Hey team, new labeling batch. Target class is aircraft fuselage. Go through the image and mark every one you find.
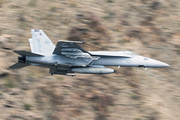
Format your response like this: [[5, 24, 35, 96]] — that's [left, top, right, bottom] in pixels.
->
[[25, 52, 169, 68]]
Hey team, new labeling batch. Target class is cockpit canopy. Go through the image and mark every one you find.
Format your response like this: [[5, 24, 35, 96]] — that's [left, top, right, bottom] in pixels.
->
[[118, 51, 139, 56]]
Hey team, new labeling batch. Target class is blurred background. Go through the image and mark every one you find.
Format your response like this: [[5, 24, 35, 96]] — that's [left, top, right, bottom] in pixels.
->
[[0, 0, 180, 120]]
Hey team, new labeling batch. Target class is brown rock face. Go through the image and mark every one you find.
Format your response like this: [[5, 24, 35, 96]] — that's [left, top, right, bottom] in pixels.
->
[[170, 33, 180, 46], [0, 0, 179, 120]]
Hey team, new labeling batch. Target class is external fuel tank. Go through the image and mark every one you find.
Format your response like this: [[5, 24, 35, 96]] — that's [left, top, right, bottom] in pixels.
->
[[71, 67, 115, 74]]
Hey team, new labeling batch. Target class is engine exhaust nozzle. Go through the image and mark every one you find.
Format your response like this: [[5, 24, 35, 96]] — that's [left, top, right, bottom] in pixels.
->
[[18, 55, 26, 63]]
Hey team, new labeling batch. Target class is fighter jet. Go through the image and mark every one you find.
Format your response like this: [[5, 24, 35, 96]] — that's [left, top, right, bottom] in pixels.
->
[[9, 29, 169, 76]]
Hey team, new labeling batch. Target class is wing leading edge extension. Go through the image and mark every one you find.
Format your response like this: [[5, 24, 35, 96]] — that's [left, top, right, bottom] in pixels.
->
[[89, 51, 132, 58]]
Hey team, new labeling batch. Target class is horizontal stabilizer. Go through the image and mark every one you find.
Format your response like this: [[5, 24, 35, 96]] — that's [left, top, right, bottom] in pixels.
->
[[9, 62, 30, 69], [13, 50, 43, 56]]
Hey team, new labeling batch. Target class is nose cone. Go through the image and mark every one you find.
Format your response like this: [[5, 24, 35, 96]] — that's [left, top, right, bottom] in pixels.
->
[[155, 61, 170, 68]]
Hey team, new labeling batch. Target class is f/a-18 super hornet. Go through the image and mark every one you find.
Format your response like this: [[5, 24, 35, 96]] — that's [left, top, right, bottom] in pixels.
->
[[9, 29, 169, 76]]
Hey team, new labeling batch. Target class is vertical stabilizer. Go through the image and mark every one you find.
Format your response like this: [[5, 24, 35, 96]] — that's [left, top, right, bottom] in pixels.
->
[[29, 29, 55, 54]]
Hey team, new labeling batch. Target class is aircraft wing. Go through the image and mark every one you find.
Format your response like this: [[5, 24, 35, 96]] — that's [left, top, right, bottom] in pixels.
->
[[53, 40, 89, 55]]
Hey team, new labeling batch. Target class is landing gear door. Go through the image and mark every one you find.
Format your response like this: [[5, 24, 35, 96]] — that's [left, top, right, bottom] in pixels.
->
[[138, 58, 146, 67]]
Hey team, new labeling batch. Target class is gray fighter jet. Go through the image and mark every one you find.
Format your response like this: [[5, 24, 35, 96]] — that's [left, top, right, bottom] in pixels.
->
[[9, 29, 169, 76]]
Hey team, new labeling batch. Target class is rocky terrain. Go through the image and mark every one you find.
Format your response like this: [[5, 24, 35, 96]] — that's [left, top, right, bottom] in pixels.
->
[[0, 0, 180, 120]]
